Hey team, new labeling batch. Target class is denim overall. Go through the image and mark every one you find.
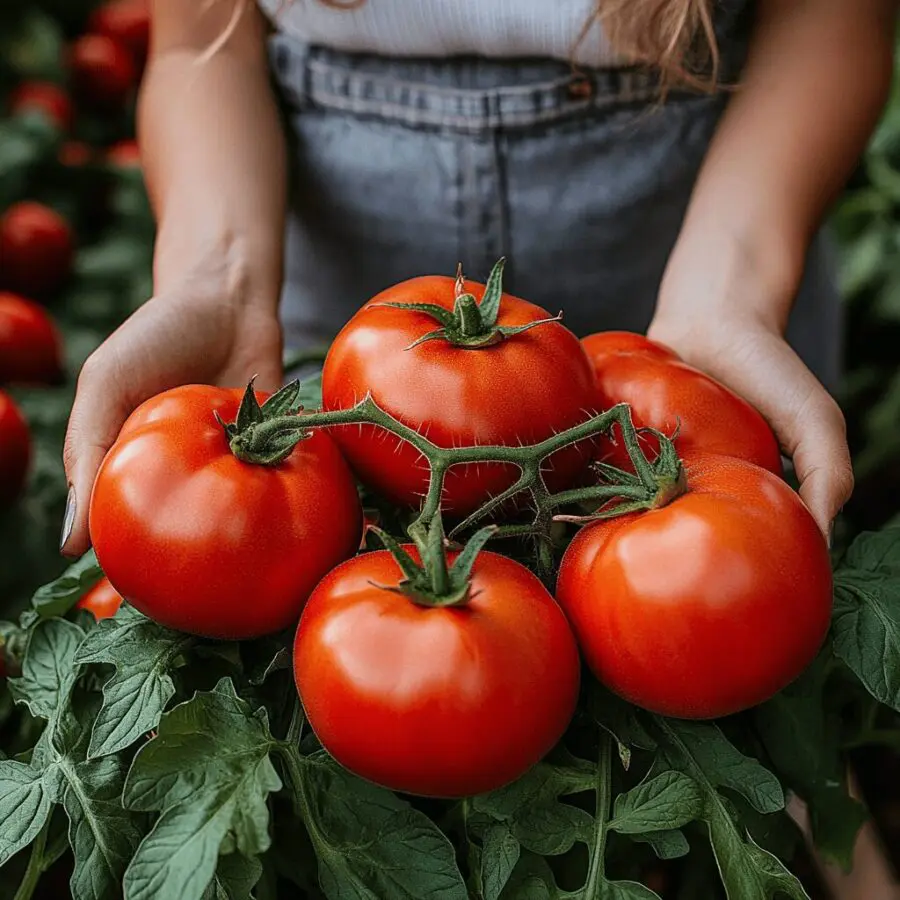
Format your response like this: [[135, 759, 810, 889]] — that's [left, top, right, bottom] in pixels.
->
[[268, 3, 841, 389]]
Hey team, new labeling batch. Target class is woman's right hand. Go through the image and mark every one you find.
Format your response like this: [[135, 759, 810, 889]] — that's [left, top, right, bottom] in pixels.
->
[[60, 269, 283, 558]]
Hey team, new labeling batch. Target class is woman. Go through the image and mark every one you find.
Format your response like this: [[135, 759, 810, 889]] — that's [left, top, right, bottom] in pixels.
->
[[60, 3, 897, 890]]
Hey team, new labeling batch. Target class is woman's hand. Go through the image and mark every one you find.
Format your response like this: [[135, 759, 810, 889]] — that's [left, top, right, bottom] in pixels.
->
[[648, 304, 852, 542], [60, 258, 283, 558]]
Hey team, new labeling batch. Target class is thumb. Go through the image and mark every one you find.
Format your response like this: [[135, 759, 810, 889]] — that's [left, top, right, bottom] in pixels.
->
[[61, 350, 134, 558]]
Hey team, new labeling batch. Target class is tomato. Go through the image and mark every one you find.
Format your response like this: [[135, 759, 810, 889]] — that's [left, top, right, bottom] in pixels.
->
[[556, 454, 832, 718], [322, 267, 596, 516], [89, 0, 150, 74], [89, 385, 363, 639], [294, 546, 580, 797], [0, 202, 74, 298], [106, 139, 141, 168], [9, 82, 72, 131], [0, 292, 63, 385], [69, 35, 136, 111], [582, 331, 782, 474], [0, 390, 30, 506], [582, 331, 679, 363], [76, 577, 124, 620]]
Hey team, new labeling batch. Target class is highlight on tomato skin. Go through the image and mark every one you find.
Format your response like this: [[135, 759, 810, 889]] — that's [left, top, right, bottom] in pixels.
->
[[581, 331, 783, 476], [555, 453, 832, 720], [294, 546, 581, 798], [76, 576, 125, 620]]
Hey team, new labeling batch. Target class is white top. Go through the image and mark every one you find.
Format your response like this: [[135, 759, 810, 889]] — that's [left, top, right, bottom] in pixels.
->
[[258, 0, 618, 66]]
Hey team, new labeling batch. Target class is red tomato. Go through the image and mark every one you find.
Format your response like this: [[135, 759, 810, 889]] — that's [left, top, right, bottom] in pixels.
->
[[295, 547, 580, 796], [9, 82, 72, 131], [88, 0, 150, 74], [89, 385, 363, 639], [106, 139, 141, 168], [76, 577, 124, 620], [581, 331, 680, 363], [556, 455, 832, 718], [0, 292, 63, 385], [0, 390, 30, 506], [69, 35, 136, 111], [0, 202, 74, 298], [582, 332, 782, 474], [322, 273, 597, 516]]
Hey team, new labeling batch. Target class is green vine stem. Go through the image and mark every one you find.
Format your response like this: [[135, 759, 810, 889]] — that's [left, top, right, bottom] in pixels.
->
[[13, 818, 48, 900], [584, 732, 614, 898], [222, 386, 686, 554]]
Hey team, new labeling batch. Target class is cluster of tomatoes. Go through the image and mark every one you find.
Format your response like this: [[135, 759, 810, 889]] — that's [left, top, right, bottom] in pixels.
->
[[0, 0, 148, 510], [84, 265, 833, 799]]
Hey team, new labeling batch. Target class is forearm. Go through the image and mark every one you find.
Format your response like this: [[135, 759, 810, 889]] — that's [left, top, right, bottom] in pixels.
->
[[658, 0, 895, 331], [140, 0, 286, 306]]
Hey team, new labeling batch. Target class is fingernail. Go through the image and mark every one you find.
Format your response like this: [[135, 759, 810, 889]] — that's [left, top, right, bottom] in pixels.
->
[[60, 485, 76, 552]]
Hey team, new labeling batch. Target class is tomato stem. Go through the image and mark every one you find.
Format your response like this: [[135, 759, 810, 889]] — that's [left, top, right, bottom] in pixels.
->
[[584, 732, 613, 898], [224, 381, 686, 554], [12, 818, 48, 900]]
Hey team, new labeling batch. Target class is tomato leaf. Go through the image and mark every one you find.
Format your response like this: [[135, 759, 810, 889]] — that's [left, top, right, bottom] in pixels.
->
[[201, 853, 264, 900], [296, 752, 468, 900], [627, 829, 690, 860], [74, 604, 192, 759], [833, 527, 900, 710], [123, 679, 281, 900], [475, 761, 595, 856], [755, 655, 867, 870], [481, 824, 520, 900], [9, 617, 84, 721], [648, 718, 807, 900], [609, 771, 703, 835], [0, 760, 54, 866], [28, 550, 102, 620]]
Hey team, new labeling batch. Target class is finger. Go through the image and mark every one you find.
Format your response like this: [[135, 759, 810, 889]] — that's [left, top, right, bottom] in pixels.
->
[[790, 391, 853, 538], [61, 346, 135, 557]]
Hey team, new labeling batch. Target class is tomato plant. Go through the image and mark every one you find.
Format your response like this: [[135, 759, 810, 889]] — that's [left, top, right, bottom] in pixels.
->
[[75, 575, 123, 620], [556, 453, 832, 718], [583, 329, 784, 474], [0, 292, 63, 385], [295, 519, 580, 797], [106, 138, 140, 168], [69, 34, 136, 111], [90, 383, 363, 639], [8, 81, 72, 131], [0, 389, 30, 506], [0, 202, 74, 298], [322, 260, 596, 516]]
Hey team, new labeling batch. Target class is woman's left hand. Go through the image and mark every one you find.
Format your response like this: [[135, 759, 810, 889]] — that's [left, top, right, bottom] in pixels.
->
[[647, 310, 853, 542]]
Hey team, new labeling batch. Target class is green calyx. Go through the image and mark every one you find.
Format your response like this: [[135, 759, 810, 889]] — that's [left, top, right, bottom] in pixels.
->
[[218, 378, 310, 466], [370, 513, 497, 608], [379, 258, 562, 349]]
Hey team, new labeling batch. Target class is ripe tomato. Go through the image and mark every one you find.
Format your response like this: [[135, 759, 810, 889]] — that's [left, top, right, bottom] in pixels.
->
[[0, 292, 63, 385], [89, 0, 150, 74], [582, 331, 679, 363], [0, 390, 30, 506], [556, 455, 832, 718], [9, 82, 72, 131], [90, 385, 363, 639], [322, 270, 596, 516], [69, 35, 136, 111], [295, 547, 580, 797], [0, 202, 74, 298], [106, 139, 141, 168], [76, 577, 124, 620], [582, 331, 782, 474]]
